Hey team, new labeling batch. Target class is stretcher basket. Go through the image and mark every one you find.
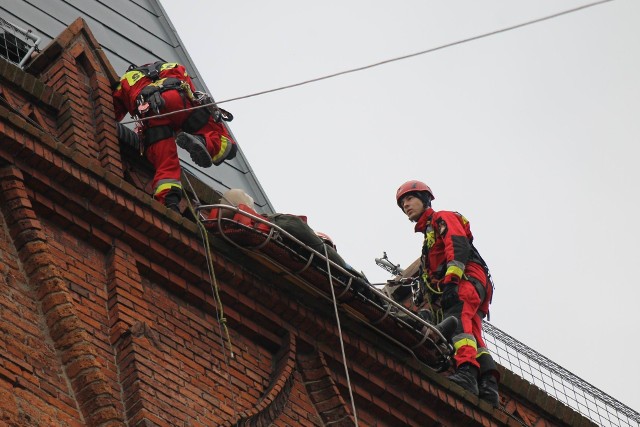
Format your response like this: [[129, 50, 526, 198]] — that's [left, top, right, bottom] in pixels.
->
[[197, 203, 454, 371]]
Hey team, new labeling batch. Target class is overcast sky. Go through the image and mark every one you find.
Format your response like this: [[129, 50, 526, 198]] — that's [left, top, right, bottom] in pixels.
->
[[159, 0, 639, 413]]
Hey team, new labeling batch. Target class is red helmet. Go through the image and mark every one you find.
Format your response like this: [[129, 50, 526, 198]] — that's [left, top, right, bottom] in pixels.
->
[[396, 180, 434, 208], [315, 231, 336, 249]]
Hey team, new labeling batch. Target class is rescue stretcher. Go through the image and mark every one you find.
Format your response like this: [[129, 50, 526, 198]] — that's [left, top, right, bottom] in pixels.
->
[[197, 203, 454, 371]]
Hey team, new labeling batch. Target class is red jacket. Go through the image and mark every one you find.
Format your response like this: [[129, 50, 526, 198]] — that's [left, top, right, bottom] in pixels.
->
[[414, 207, 486, 287], [113, 62, 195, 122]]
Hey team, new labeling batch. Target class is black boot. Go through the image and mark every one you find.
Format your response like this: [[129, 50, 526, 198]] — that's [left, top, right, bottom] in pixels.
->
[[435, 316, 458, 342], [401, 309, 432, 330], [175, 132, 212, 167], [166, 203, 181, 214], [478, 374, 500, 407], [414, 312, 458, 343], [164, 188, 182, 214], [448, 363, 479, 395]]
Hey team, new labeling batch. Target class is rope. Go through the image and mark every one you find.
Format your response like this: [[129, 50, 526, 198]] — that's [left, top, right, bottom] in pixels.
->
[[322, 244, 359, 426], [423, 293, 444, 326], [497, 406, 529, 427], [181, 172, 238, 417], [183, 182, 234, 357], [120, 0, 614, 126], [181, 168, 201, 207], [422, 278, 444, 324]]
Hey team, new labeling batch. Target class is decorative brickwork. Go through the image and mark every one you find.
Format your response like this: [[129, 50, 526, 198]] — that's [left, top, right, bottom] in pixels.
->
[[0, 18, 597, 427], [298, 351, 354, 426], [0, 167, 123, 426], [26, 18, 122, 176]]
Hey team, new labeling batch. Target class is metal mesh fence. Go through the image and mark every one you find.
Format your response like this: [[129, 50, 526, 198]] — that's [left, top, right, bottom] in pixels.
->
[[0, 16, 39, 68], [483, 321, 639, 427]]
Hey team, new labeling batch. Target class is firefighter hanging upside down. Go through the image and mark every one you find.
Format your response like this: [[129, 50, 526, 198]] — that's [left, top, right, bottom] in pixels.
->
[[396, 180, 500, 407], [113, 61, 237, 212]]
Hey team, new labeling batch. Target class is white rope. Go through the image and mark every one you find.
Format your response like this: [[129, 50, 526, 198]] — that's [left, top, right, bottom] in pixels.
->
[[119, 0, 614, 126], [323, 244, 359, 426]]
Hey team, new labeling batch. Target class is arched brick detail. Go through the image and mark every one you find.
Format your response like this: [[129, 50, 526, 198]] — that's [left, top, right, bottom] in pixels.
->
[[297, 350, 355, 426], [230, 332, 297, 427]]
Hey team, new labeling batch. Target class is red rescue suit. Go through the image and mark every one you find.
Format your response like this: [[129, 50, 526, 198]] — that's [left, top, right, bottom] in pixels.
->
[[113, 62, 236, 203], [415, 207, 497, 378]]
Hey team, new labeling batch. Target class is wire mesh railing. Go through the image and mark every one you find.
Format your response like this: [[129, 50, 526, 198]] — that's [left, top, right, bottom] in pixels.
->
[[483, 321, 639, 427], [0, 16, 40, 68]]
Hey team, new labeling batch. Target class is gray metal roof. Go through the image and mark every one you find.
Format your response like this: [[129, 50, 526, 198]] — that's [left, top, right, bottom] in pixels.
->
[[0, 0, 274, 213]]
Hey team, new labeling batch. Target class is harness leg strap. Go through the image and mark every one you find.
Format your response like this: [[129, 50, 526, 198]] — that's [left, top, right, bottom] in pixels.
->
[[143, 125, 174, 146], [182, 108, 211, 134]]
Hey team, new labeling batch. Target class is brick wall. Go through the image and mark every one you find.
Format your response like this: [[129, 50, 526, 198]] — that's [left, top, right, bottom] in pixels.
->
[[0, 206, 84, 427], [0, 18, 596, 427]]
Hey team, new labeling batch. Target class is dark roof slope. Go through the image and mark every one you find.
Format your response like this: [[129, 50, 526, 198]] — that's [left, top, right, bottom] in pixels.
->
[[0, 0, 273, 212]]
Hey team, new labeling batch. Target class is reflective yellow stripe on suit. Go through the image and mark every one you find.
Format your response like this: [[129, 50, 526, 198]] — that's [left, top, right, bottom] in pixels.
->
[[453, 333, 477, 352], [211, 135, 231, 163], [154, 181, 182, 196]]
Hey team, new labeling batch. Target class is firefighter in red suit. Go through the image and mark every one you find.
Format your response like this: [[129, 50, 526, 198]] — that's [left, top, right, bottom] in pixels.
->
[[396, 180, 500, 407], [113, 61, 237, 211]]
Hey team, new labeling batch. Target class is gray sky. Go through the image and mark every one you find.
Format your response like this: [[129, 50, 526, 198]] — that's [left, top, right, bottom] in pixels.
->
[[160, 0, 639, 412]]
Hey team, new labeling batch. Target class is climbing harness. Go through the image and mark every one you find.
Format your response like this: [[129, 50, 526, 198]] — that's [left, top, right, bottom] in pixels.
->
[[119, 62, 234, 154], [193, 91, 234, 123]]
